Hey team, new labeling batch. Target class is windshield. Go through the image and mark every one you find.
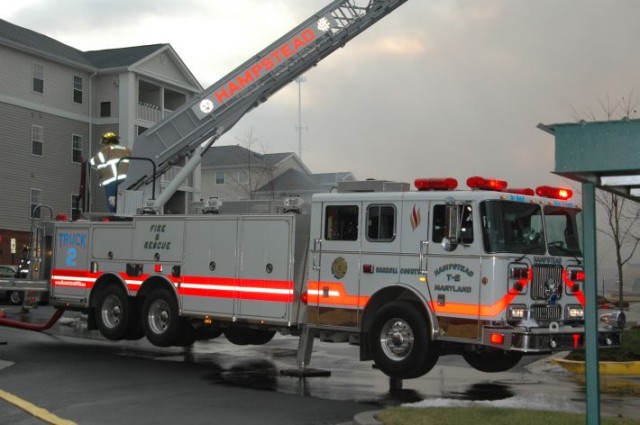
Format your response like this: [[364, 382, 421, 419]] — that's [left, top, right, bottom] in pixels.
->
[[481, 201, 545, 254], [480, 201, 583, 257], [544, 205, 583, 257]]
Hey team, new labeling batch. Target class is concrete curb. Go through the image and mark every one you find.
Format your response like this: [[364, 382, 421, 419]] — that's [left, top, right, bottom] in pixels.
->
[[353, 410, 383, 425], [552, 357, 640, 376]]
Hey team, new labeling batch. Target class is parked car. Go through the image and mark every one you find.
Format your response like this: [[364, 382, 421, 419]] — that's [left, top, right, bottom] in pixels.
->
[[0, 264, 21, 304]]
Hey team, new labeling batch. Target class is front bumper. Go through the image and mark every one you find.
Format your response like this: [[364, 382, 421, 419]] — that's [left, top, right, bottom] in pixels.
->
[[481, 325, 622, 353]]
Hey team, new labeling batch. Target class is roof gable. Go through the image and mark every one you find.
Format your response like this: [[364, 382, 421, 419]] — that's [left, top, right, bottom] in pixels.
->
[[0, 18, 92, 68], [202, 145, 269, 168], [0, 19, 202, 90], [255, 168, 323, 193], [84, 44, 168, 69]]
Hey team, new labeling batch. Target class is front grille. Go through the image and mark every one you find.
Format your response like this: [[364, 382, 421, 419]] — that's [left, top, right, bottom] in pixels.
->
[[532, 264, 563, 300], [530, 304, 561, 321]]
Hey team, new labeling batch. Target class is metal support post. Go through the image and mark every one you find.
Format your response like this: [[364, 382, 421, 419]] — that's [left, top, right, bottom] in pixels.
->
[[582, 181, 600, 425]]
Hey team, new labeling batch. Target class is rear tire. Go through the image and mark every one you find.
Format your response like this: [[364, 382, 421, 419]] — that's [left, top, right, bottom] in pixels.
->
[[462, 347, 523, 372], [142, 287, 181, 347], [224, 327, 276, 346], [9, 291, 23, 305], [95, 285, 132, 341], [370, 301, 440, 379]]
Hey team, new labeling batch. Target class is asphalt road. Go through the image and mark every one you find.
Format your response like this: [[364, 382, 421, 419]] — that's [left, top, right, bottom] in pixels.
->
[[1, 304, 639, 424], [0, 306, 374, 425]]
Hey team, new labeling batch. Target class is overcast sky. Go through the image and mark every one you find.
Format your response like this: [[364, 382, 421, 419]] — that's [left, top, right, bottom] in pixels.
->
[[5, 0, 640, 188], [3, 0, 640, 276]]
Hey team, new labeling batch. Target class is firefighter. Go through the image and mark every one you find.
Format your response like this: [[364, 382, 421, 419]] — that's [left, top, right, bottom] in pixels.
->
[[89, 132, 131, 213]]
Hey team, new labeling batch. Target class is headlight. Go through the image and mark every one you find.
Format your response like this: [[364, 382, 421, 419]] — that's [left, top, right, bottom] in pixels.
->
[[565, 304, 584, 320], [507, 304, 527, 323]]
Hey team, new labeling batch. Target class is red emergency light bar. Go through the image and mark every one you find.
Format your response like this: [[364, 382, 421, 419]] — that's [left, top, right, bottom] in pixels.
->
[[415, 178, 458, 191], [535, 185, 573, 200], [467, 176, 508, 191], [504, 188, 535, 196]]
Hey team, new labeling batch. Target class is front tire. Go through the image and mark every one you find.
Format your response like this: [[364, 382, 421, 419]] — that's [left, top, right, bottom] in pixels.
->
[[370, 301, 440, 379], [462, 347, 523, 372]]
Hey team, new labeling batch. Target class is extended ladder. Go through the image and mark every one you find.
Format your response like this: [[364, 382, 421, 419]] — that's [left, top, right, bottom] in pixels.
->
[[121, 0, 408, 210]]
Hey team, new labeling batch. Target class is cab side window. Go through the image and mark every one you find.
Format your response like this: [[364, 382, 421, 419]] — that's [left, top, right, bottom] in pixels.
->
[[432, 204, 474, 244], [325, 205, 359, 241], [367, 205, 396, 242]]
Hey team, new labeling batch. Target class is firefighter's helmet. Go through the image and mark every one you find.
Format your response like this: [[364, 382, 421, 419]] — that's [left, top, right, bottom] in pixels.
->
[[101, 131, 120, 144]]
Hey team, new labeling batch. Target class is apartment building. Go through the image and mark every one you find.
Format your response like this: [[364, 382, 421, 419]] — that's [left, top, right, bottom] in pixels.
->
[[0, 18, 201, 263]]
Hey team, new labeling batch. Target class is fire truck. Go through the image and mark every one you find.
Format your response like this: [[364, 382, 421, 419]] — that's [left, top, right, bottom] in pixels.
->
[[1, 0, 624, 380]]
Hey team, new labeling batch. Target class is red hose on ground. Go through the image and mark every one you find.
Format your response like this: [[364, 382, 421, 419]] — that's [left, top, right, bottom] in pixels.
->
[[0, 308, 66, 331]]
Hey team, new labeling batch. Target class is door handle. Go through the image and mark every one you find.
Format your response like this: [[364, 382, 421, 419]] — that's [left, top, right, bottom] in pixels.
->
[[419, 240, 428, 274], [312, 238, 321, 271]]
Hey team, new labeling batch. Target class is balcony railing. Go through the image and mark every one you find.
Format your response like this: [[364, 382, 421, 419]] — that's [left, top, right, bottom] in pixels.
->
[[137, 102, 162, 122]]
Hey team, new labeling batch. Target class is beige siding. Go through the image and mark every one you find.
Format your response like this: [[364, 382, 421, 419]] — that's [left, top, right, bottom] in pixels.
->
[[92, 75, 120, 119], [138, 53, 186, 85], [0, 45, 91, 116], [0, 102, 87, 230]]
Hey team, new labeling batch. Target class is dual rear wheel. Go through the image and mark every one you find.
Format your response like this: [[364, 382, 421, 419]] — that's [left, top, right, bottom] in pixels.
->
[[94, 285, 187, 346]]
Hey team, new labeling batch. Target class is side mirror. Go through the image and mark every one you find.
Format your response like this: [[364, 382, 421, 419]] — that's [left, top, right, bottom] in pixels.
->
[[441, 236, 458, 252]]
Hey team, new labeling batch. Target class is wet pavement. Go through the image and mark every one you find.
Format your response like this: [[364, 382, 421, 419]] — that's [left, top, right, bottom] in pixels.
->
[[1, 302, 640, 423]]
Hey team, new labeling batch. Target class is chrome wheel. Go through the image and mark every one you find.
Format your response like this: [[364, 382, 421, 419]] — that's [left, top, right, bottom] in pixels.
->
[[100, 294, 123, 330], [379, 318, 414, 361], [147, 299, 171, 336]]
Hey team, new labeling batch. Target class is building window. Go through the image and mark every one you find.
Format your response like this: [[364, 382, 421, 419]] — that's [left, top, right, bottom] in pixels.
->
[[238, 170, 249, 185], [31, 125, 43, 156], [32, 63, 44, 93], [73, 76, 83, 104], [215, 171, 225, 185], [100, 101, 111, 117], [366, 205, 396, 242], [30, 189, 42, 218], [72, 134, 82, 163], [325, 205, 359, 241], [71, 194, 81, 220]]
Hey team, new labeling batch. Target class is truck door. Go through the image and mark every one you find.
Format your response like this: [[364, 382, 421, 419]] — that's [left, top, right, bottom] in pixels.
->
[[308, 202, 362, 328], [182, 217, 237, 318], [399, 198, 431, 292], [236, 216, 293, 323], [426, 201, 483, 340], [360, 202, 402, 319]]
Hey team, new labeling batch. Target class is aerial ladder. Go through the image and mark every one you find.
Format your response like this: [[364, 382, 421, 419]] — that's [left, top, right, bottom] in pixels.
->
[[1, 0, 409, 329], [120, 0, 408, 213]]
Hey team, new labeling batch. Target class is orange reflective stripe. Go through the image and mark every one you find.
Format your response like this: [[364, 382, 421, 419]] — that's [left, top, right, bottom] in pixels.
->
[[180, 275, 294, 303], [429, 279, 533, 318], [306, 281, 369, 308]]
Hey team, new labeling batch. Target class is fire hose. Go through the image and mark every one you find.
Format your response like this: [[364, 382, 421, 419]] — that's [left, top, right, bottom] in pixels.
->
[[0, 308, 66, 331]]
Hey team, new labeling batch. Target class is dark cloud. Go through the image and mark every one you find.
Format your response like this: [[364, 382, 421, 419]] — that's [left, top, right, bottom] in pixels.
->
[[8, 0, 201, 34]]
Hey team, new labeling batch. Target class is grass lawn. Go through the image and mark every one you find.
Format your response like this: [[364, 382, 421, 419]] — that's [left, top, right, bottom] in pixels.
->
[[377, 327, 640, 425], [377, 407, 640, 425], [567, 326, 640, 362]]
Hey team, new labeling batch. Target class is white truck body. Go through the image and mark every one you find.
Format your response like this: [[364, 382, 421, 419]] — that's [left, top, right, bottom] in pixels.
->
[[44, 182, 623, 378]]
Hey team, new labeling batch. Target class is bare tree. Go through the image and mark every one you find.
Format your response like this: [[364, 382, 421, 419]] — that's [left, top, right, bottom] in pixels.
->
[[234, 128, 277, 200], [596, 191, 640, 309], [573, 89, 640, 309]]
